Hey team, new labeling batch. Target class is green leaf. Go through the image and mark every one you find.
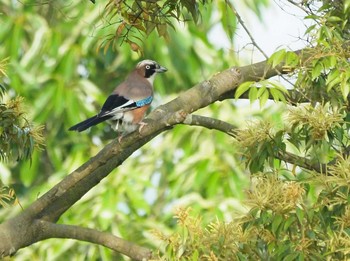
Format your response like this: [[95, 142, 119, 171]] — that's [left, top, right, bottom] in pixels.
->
[[285, 51, 300, 67], [260, 210, 272, 223], [191, 250, 199, 260], [235, 81, 255, 99], [257, 85, 266, 97], [269, 81, 289, 94], [326, 70, 341, 91], [321, 25, 333, 40], [327, 16, 342, 22], [219, 1, 237, 40], [296, 207, 304, 224], [268, 49, 286, 67], [305, 14, 319, 20], [345, 0, 350, 13], [267, 241, 276, 254], [304, 24, 316, 35], [284, 253, 300, 261], [311, 61, 323, 80], [340, 81, 350, 100], [284, 216, 296, 231], [270, 88, 286, 102], [272, 214, 283, 235], [259, 89, 269, 107], [249, 86, 258, 103], [328, 56, 337, 68]]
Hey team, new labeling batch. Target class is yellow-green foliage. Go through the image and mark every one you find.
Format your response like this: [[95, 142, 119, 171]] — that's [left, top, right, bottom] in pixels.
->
[[152, 2, 350, 260], [153, 208, 252, 260], [287, 103, 344, 140], [155, 167, 350, 260], [0, 185, 16, 207], [0, 74, 44, 162], [0, 59, 43, 208], [1, 0, 350, 260]]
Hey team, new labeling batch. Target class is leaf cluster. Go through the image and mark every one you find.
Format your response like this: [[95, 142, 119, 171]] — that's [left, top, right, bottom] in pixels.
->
[[156, 167, 350, 260], [0, 60, 43, 208], [295, 0, 350, 104], [235, 80, 288, 107], [102, 0, 209, 52], [234, 120, 285, 173], [233, 102, 349, 173], [150, 3, 350, 258], [0, 57, 44, 163], [2, 0, 350, 259], [233, 0, 350, 172], [0, 97, 44, 162], [99, 0, 271, 53], [287, 103, 345, 149], [153, 207, 252, 260], [0, 184, 16, 208]]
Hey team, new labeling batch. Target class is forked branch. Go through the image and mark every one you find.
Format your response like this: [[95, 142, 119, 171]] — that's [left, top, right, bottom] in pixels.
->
[[0, 48, 313, 259]]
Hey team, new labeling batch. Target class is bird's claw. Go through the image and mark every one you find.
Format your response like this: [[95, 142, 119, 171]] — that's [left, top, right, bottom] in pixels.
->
[[138, 121, 148, 133]]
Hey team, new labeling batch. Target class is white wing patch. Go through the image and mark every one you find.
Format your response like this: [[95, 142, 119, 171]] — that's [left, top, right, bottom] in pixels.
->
[[99, 99, 136, 117]]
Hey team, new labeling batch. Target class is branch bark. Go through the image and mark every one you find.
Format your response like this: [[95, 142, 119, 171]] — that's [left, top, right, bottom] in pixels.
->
[[183, 114, 236, 137], [37, 221, 152, 260], [0, 49, 313, 259]]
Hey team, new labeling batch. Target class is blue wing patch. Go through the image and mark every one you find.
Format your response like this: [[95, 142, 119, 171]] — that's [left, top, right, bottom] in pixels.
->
[[135, 96, 153, 107]]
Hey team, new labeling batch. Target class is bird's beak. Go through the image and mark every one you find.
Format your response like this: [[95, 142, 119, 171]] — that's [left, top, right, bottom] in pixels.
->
[[156, 65, 168, 73]]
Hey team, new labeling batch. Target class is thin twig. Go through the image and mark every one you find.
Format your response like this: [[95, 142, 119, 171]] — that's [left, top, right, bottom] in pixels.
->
[[182, 114, 328, 173], [228, 1, 303, 88], [226, 1, 268, 59], [285, 0, 309, 14], [182, 114, 236, 137]]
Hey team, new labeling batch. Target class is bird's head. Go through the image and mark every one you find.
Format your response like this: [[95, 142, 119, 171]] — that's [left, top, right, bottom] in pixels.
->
[[136, 59, 167, 84]]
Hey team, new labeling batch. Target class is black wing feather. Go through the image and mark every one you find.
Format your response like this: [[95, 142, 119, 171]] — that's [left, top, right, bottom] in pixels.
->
[[100, 94, 137, 115]]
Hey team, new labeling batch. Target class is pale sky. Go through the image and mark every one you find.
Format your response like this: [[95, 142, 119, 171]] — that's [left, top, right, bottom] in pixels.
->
[[209, 1, 309, 61]]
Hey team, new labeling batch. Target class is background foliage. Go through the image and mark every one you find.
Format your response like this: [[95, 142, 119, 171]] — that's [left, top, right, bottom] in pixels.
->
[[0, 0, 350, 260]]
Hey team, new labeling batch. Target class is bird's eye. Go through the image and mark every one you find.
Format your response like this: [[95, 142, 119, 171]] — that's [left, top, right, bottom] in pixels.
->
[[145, 65, 151, 70]]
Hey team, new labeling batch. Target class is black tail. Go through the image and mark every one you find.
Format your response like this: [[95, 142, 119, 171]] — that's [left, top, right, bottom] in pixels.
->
[[69, 115, 111, 132]]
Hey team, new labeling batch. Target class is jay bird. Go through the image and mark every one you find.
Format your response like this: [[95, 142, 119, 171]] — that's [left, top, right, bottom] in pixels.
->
[[69, 59, 167, 135]]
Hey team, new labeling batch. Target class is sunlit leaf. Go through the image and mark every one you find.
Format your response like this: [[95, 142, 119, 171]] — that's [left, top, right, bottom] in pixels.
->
[[268, 49, 286, 68], [311, 61, 323, 80], [327, 16, 342, 22], [270, 88, 285, 102], [249, 86, 258, 103], [219, 1, 237, 40], [235, 81, 254, 99]]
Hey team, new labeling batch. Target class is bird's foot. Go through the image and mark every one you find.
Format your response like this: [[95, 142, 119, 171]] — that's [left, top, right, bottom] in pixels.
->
[[117, 134, 124, 143], [138, 121, 148, 133]]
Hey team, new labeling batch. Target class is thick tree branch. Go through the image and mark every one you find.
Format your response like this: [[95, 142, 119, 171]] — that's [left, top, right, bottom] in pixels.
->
[[37, 221, 151, 261], [0, 48, 315, 258]]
